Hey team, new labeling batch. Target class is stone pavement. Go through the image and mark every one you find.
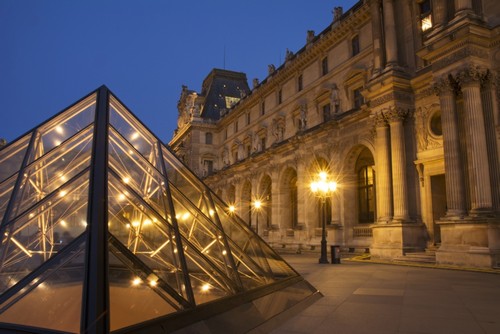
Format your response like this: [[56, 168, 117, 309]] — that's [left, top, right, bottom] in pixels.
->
[[270, 253, 500, 334]]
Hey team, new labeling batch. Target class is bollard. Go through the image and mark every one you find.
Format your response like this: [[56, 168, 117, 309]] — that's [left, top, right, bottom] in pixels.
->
[[331, 245, 341, 264]]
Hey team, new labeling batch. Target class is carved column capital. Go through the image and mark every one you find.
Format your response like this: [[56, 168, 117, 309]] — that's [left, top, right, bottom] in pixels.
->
[[373, 111, 387, 127], [383, 106, 408, 123], [456, 64, 484, 87], [433, 76, 457, 96]]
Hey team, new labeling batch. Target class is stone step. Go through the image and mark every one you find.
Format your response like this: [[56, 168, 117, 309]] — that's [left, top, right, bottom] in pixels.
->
[[394, 252, 436, 264]]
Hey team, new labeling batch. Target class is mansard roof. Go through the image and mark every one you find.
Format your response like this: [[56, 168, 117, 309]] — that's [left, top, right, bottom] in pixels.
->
[[200, 69, 250, 120]]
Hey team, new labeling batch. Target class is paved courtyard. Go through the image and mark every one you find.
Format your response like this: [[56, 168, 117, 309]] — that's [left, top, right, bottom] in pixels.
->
[[271, 253, 500, 334]]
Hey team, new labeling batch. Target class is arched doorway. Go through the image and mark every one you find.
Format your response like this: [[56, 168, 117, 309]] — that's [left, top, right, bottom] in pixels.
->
[[355, 147, 376, 224], [281, 167, 298, 229], [241, 181, 252, 225], [258, 175, 272, 232]]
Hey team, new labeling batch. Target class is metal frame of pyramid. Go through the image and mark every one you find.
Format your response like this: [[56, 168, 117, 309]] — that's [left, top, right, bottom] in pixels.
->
[[0, 86, 321, 334]]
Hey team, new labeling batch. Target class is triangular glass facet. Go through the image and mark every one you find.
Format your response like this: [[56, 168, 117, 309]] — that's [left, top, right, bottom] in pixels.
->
[[0, 236, 86, 334]]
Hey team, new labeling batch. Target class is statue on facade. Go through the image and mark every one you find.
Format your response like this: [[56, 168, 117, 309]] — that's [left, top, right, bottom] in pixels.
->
[[333, 6, 343, 22], [285, 48, 294, 61], [222, 147, 229, 166], [252, 78, 260, 88], [307, 30, 315, 43], [268, 64, 276, 75], [299, 104, 307, 130], [330, 83, 341, 113]]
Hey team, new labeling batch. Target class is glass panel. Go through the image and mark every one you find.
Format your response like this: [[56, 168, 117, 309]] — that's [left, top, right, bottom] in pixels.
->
[[108, 128, 167, 219], [162, 146, 211, 217], [109, 96, 158, 169], [0, 238, 85, 334], [214, 199, 297, 282], [182, 243, 233, 305], [0, 134, 30, 184], [108, 249, 179, 331], [107, 174, 188, 302], [29, 94, 96, 162], [170, 187, 237, 286], [0, 174, 17, 223], [8, 127, 93, 221], [0, 172, 89, 293]]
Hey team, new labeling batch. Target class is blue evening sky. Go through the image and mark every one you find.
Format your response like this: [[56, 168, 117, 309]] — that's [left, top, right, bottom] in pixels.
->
[[1, 0, 357, 144]]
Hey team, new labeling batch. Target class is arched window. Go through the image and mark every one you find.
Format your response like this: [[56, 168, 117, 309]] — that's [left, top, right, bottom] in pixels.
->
[[358, 166, 375, 223], [205, 132, 213, 145]]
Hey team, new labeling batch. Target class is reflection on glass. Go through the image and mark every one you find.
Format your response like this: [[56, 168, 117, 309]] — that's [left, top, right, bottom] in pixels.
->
[[0, 238, 86, 334]]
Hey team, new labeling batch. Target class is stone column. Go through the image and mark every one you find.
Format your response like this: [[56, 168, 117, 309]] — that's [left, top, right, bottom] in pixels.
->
[[374, 112, 393, 223], [385, 107, 409, 222], [433, 0, 448, 27], [480, 71, 500, 213], [370, 0, 384, 73], [382, 0, 399, 67], [434, 77, 467, 217], [270, 168, 280, 229], [455, 0, 473, 14], [457, 66, 493, 213]]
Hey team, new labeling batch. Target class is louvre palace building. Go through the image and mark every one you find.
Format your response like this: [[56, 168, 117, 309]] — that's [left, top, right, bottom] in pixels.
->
[[170, 0, 500, 269]]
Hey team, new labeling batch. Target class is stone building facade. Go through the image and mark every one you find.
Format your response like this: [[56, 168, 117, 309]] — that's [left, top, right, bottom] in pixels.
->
[[170, 0, 500, 268]]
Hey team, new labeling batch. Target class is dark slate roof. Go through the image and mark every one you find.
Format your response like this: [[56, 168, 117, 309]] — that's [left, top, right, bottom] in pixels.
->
[[200, 69, 250, 120]]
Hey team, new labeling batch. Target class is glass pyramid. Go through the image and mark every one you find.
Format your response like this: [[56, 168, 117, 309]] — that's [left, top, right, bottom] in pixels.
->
[[0, 86, 320, 333]]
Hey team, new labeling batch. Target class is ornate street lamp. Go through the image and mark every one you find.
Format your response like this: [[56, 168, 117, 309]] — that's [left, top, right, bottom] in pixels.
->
[[310, 171, 337, 264]]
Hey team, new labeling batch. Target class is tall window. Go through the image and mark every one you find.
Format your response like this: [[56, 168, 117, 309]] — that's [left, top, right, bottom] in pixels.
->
[[290, 177, 298, 228], [261, 137, 266, 151], [353, 87, 364, 109], [321, 57, 329, 76], [246, 112, 251, 125], [234, 120, 238, 132], [205, 132, 213, 145], [351, 35, 360, 56], [419, 0, 432, 31], [203, 160, 213, 175], [278, 89, 282, 104], [323, 104, 331, 121], [298, 74, 303, 92], [358, 166, 375, 223], [261, 101, 265, 115]]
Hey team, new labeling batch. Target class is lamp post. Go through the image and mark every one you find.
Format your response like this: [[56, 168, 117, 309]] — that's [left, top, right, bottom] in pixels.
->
[[253, 200, 262, 235], [310, 171, 337, 264]]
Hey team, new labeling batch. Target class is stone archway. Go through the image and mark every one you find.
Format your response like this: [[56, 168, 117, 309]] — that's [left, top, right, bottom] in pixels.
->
[[280, 167, 298, 229], [241, 180, 252, 225], [258, 175, 272, 231]]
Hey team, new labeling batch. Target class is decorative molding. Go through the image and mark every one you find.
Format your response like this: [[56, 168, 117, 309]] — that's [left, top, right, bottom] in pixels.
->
[[369, 91, 413, 108], [431, 47, 488, 71]]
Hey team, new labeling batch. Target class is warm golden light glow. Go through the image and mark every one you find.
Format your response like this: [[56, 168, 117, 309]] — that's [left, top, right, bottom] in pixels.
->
[[122, 177, 130, 184], [228, 205, 235, 213], [131, 132, 140, 140], [421, 15, 432, 31], [118, 193, 126, 201], [181, 212, 190, 221], [254, 200, 262, 209], [132, 277, 142, 286], [310, 172, 338, 196], [147, 273, 159, 287], [55, 125, 64, 134], [60, 220, 67, 227], [132, 221, 140, 227], [59, 190, 67, 197], [201, 283, 211, 292]]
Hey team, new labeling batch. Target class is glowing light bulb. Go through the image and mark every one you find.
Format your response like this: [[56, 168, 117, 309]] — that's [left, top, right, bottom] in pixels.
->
[[118, 194, 126, 201], [59, 190, 67, 197], [122, 177, 130, 184], [60, 220, 67, 227], [201, 284, 211, 292], [132, 277, 142, 286], [55, 125, 64, 134], [132, 221, 140, 227]]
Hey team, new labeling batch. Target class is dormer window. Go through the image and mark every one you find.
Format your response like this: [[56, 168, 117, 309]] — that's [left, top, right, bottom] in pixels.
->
[[419, 0, 432, 32]]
